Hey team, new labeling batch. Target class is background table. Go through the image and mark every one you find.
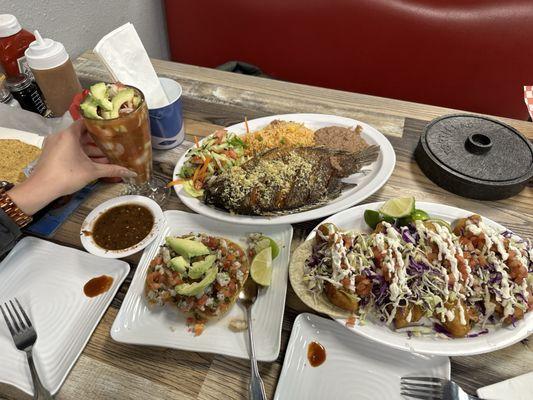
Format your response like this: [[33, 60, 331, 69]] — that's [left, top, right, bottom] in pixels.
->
[[1, 51, 532, 399]]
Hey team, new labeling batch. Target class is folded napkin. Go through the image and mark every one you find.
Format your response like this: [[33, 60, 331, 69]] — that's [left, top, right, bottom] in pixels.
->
[[477, 372, 533, 400], [94, 23, 169, 109], [524, 86, 533, 120]]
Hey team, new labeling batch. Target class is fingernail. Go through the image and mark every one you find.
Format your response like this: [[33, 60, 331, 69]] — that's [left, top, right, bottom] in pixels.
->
[[120, 169, 138, 178]]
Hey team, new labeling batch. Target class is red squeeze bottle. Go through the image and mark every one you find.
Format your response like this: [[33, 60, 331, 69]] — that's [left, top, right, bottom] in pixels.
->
[[0, 15, 35, 78]]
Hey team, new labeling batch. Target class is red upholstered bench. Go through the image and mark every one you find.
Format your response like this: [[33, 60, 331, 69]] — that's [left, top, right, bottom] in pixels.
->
[[165, 0, 533, 120]]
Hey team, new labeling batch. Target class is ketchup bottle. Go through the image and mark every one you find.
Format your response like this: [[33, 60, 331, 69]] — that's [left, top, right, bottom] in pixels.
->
[[0, 14, 35, 78]]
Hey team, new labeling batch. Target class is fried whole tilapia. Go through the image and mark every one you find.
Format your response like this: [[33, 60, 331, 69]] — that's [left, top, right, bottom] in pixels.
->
[[203, 145, 379, 215]]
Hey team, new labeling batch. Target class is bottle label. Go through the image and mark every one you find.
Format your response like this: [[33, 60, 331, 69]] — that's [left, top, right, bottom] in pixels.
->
[[16, 56, 35, 80]]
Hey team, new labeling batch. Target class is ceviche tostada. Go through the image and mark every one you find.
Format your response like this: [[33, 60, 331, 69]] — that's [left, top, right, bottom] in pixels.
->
[[145, 232, 278, 335], [291, 199, 533, 339]]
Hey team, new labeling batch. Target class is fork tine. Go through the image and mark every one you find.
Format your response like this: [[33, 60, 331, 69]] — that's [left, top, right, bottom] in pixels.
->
[[400, 384, 442, 396], [9, 300, 26, 330], [14, 298, 31, 328], [0, 304, 16, 336], [4, 302, 20, 333], [401, 391, 440, 400], [402, 377, 444, 383], [401, 382, 441, 389]]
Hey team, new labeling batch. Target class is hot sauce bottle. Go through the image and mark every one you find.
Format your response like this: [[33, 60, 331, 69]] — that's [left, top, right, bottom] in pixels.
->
[[0, 14, 35, 79]]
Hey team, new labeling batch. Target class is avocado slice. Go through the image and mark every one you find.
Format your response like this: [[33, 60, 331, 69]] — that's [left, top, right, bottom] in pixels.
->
[[166, 237, 210, 258], [80, 97, 101, 119], [189, 254, 216, 280], [89, 82, 113, 111], [169, 256, 189, 272], [106, 88, 135, 118], [132, 94, 141, 108], [175, 266, 217, 296]]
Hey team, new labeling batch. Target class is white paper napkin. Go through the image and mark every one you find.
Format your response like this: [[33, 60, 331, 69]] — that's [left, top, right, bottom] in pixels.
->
[[94, 23, 169, 109], [477, 372, 533, 400]]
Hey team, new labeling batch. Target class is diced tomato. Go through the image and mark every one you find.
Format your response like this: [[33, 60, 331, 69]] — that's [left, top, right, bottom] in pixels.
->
[[225, 149, 237, 159], [346, 315, 356, 328], [341, 277, 351, 288], [196, 295, 209, 307], [149, 256, 163, 267], [194, 323, 205, 336]]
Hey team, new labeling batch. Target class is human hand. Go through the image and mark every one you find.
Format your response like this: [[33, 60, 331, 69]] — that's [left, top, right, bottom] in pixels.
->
[[8, 120, 136, 215]]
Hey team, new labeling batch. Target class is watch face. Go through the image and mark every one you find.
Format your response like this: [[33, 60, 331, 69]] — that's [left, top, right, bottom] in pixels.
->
[[0, 181, 14, 191]]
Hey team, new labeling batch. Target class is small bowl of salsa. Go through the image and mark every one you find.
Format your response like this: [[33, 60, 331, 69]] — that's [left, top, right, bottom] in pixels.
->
[[80, 195, 164, 258]]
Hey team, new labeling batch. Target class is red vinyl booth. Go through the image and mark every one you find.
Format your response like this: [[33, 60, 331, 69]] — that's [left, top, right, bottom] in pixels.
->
[[165, 0, 533, 120]]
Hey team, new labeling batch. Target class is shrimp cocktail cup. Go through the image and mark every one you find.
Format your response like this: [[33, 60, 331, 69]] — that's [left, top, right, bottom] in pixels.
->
[[80, 82, 167, 201]]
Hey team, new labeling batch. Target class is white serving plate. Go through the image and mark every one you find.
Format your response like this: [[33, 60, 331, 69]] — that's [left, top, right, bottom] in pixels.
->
[[111, 210, 293, 361], [294, 202, 533, 356], [172, 113, 395, 225], [0, 237, 129, 396], [274, 313, 450, 400], [80, 195, 165, 258]]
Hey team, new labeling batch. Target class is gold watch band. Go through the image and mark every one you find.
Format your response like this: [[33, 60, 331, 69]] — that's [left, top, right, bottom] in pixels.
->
[[0, 188, 33, 228]]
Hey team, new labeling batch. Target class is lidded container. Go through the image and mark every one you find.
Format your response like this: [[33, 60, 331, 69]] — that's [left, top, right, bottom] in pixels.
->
[[415, 114, 533, 200], [5, 73, 48, 115], [0, 14, 35, 78], [25, 30, 82, 116]]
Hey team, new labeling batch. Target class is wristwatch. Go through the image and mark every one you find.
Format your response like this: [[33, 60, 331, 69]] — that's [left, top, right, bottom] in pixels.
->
[[0, 182, 33, 228]]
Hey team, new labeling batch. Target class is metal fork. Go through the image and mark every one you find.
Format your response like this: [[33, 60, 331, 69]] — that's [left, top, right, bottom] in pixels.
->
[[1, 298, 53, 399], [401, 377, 480, 400]]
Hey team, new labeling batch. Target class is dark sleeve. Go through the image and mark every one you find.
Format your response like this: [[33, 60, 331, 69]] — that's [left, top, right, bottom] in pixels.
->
[[0, 209, 21, 257]]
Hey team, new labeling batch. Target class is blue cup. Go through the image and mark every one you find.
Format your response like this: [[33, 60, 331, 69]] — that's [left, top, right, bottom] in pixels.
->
[[148, 77, 185, 150]]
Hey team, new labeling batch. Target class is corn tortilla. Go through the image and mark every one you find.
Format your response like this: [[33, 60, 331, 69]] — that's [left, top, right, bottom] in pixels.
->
[[0, 139, 41, 183], [289, 240, 353, 319]]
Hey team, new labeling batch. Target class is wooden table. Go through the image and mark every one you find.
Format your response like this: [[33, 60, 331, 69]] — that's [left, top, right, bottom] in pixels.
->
[[2, 51, 532, 399]]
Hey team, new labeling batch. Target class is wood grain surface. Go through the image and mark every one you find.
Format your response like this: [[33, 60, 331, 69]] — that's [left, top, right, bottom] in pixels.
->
[[1, 51, 532, 400]]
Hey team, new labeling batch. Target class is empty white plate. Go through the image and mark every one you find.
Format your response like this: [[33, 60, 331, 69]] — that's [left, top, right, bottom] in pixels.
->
[[0, 237, 129, 396], [111, 210, 293, 361], [274, 313, 450, 400]]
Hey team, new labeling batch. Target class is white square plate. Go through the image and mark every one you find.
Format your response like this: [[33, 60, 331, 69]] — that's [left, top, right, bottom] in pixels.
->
[[0, 237, 130, 396], [111, 210, 293, 361], [274, 313, 450, 400]]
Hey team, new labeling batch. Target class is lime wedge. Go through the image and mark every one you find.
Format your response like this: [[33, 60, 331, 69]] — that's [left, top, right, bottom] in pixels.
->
[[412, 209, 430, 221], [364, 209, 382, 229], [250, 246, 272, 286], [254, 236, 279, 259], [379, 197, 415, 218]]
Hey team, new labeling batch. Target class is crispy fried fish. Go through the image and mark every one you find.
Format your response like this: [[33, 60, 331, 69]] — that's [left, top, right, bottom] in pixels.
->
[[203, 145, 379, 215]]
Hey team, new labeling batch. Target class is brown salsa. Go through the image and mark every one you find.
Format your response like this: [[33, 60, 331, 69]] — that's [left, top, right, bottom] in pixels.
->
[[84, 275, 114, 297], [92, 204, 154, 250], [307, 341, 326, 367]]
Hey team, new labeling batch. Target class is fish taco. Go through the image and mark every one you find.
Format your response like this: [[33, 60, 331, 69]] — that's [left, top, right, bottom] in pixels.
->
[[289, 239, 354, 319]]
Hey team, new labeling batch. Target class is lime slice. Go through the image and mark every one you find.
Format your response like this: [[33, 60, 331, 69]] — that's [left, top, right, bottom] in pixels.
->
[[426, 218, 452, 232], [411, 209, 430, 221], [251, 247, 272, 286], [364, 209, 382, 229], [379, 197, 415, 218], [254, 236, 279, 259]]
